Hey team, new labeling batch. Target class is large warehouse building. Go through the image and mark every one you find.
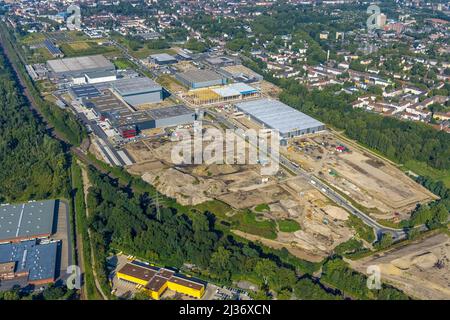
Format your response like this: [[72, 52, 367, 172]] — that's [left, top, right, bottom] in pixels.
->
[[46, 54, 115, 79], [86, 89, 195, 138], [111, 77, 163, 107], [117, 260, 205, 300], [175, 69, 226, 89], [0, 200, 57, 243], [0, 239, 58, 285], [146, 105, 195, 128], [235, 98, 325, 138], [149, 53, 178, 65]]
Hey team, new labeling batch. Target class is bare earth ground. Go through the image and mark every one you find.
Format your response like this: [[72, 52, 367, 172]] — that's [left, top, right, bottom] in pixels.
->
[[281, 133, 437, 221], [348, 233, 450, 300], [125, 133, 354, 260]]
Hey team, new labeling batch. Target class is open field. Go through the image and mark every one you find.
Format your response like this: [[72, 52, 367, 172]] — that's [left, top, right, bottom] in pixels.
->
[[60, 41, 119, 57], [112, 57, 138, 70], [348, 233, 450, 300], [404, 160, 450, 188], [156, 74, 187, 94], [123, 127, 356, 261], [281, 132, 437, 221]]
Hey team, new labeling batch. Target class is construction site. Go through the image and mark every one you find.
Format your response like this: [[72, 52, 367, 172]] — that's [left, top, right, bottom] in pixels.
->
[[349, 232, 450, 300], [280, 132, 438, 221], [76, 52, 438, 263], [183, 82, 260, 106], [122, 125, 355, 262]]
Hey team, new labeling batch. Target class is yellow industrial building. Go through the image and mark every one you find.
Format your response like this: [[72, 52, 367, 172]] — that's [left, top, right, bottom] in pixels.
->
[[117, 261, 205, 300]]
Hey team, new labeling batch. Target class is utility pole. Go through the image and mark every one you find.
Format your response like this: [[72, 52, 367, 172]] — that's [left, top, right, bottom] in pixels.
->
[[155, 193, 161, 221]]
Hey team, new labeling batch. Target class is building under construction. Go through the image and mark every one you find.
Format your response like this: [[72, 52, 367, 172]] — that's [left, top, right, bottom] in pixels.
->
[[186, 82, 260, 105]]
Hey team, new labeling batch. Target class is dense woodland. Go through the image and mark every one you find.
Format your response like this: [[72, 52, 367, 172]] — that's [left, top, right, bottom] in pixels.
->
[[0, 24, 86, 146], [0, 284, 76, 300], [0, 49, 69, 202]]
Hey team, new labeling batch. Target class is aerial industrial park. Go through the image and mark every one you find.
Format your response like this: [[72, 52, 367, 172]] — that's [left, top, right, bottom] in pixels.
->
[[0, 0, 448, 306]]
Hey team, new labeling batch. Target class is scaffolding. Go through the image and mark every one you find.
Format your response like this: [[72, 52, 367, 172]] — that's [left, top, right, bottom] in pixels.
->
[[186, 85, 260, 105]]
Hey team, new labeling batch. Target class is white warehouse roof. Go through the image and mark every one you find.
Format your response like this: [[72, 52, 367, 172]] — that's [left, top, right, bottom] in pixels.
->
[[47, 55, 114, 74], [211, 82, 258, 98], [235, 98, 324, 135]]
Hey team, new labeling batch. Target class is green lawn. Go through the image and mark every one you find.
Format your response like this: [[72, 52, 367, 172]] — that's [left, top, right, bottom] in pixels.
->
[[227, 210, 277, 239], [20, 33, 46, 45], [232, 210, 277, 240], [254, 203, 270, 212], [193, 200, 232, 217], [110, 34, 176, 59], [404, 160, 450, 188], [278, 219, 301, 232], [112, 58, 137, 70], [346, 215, 376, 243], [60, 41, 119, 57]]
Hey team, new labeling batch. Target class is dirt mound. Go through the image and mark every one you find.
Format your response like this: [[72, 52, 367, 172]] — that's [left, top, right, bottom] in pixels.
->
[[142, 168, 227, 205], [192, 163, 239, 176], [323, 205, 349, 220]]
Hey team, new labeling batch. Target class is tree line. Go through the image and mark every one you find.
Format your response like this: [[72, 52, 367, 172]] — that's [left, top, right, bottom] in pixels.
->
[[0, 48, 70, 202]]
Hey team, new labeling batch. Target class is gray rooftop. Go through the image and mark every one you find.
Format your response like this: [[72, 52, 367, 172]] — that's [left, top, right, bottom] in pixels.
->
[[0, 239, 58, 282], [235, 99, 324, 135], [205, 56, 235, 65], [176, 69, 224, 83], [0, 200, 57, 242], [148, 105, 193, 119], [112, 77, 162, 96], [47, 55, 114, 74], [150, 53, 177, 62], [85, 70, 116, 79], [69, 84, 102, 99]]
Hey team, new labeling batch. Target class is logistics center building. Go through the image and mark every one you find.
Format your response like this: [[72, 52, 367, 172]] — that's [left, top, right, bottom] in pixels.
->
[[176, 69, 227, 89], [86, 89, 195, 138], [235, 98, 325, 138], [111, 77, 163, 107], [0, 239, 58, 285], [0, 200, 57, 243], [46, 54, 115, 78], [117, 261, 205, 299]]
